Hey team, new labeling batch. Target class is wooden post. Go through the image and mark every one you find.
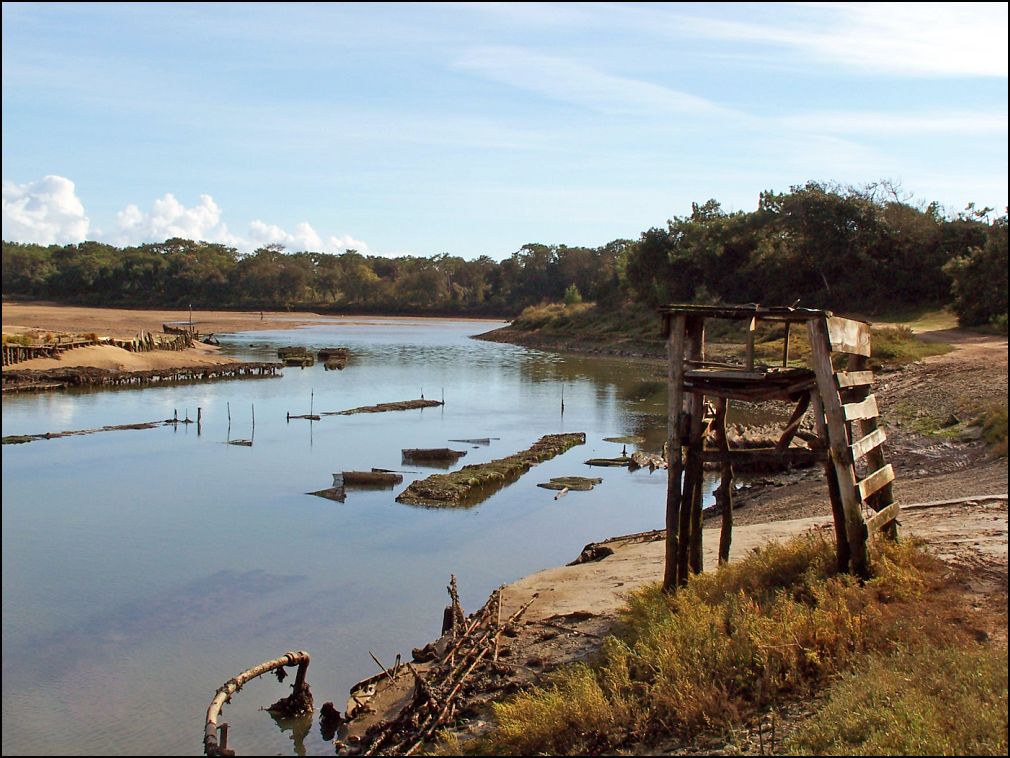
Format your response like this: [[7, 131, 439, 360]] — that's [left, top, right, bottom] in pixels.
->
[[714, 398, 734, 565], [663, 314, 688, 593], [688, 317, 706, 576], [807, 318, 868, 576], [810, 391, 850, 572]]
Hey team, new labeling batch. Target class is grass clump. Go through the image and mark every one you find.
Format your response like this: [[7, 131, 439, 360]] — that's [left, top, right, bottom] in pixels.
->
[[869, 325, 951, 367], [787, 644, 1008, 755], [1, 333, 33, 346], [466, 535, 979, 755], [979, 405, 1008, 457]]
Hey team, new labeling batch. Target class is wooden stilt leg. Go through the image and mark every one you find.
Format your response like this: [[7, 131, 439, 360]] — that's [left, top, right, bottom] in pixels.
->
[[663, 314, 688, 593], [714, 398, 734, 565]]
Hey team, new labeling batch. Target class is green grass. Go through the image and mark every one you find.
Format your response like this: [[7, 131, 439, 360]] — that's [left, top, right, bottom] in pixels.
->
[[862, 307, 959, 334], [511, 301, 951, 370], [787, 645, 1008, 756], [454, 535, 995, 756], [510, 302, 662, 344]]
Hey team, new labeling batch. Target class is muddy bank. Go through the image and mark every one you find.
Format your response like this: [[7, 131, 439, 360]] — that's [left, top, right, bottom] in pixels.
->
[[475, 323, 666, 360]]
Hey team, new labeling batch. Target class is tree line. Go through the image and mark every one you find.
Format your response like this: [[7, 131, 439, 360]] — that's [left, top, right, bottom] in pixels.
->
[[3, 182, 1006, 326]]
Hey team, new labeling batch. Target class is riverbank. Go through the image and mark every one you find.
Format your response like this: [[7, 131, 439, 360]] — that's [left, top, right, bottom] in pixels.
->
[[341, 319, 1008, 754], [1, 302, 507, 374]]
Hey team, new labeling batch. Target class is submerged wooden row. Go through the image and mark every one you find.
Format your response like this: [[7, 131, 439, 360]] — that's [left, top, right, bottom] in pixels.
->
[[323, 398, 444, 415], [3, 416, 194, 445], [1, 362, 283, 393], [395, 432, 586, 508]]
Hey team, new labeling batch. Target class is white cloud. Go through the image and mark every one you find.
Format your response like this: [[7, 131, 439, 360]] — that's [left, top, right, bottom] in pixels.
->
[[247, 219, 370, 254], [113, 192, 240, 246], [455, 45, 738, 118], [2, 175, 89, 244], [2, 176, 373, 254], [675, 2, 1008, 77]]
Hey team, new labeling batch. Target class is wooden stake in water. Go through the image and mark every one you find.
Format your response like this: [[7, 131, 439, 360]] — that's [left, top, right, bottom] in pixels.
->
[[561, 385, 565, 415]]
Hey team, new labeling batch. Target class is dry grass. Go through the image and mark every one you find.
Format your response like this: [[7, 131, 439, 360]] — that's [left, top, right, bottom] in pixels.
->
[[458, 535, 997, 756], [980, 405, 1009, 457], [787, 644, 1008, 755]]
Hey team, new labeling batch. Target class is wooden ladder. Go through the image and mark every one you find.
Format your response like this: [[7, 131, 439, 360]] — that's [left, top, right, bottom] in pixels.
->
[[808, 317, 899, 577]]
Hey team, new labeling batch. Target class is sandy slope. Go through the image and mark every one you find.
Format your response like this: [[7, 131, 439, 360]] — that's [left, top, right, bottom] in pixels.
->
[[4, 342, 240, 372]]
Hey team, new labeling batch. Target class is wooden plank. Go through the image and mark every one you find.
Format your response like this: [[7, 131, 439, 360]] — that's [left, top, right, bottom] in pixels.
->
[[701, 448, 827, 465], [826, 316, 872, 356], [865, 501, 901, 536], [685, 369, 767, 381], [835, 370, 874, 388], [843, 395, 879, 422], [851, 428, 887, 461], [857, 464, 895, 502], [808, 317, 868, 576]]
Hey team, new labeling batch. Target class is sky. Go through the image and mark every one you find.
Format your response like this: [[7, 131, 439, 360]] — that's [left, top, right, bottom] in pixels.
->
[[2, 2, 1007, 258]]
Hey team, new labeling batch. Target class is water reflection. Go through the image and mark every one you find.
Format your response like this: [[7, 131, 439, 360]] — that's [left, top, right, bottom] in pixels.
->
[[2, 319, 716, 756]]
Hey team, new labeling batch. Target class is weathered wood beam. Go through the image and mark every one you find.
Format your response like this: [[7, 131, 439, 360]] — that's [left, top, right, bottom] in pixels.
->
[[663, 313, 688, 593], [850, 428, 887, 461], [843, 395, 880, 422], [826, 316, 872, 357], [857, 464, 895, 502], [834, 370, 874, 388], [808, 318, 868, 576]]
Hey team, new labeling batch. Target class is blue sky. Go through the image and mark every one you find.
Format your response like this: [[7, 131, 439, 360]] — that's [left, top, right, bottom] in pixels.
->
[[2, 2, 1007, 258]]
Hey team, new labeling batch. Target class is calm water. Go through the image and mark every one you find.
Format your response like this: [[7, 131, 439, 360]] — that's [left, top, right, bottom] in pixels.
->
[[2, 318, 712, 756]]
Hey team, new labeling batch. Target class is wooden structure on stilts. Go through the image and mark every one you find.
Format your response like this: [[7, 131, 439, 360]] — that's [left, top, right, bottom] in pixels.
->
[[660, 304, 898, 592]]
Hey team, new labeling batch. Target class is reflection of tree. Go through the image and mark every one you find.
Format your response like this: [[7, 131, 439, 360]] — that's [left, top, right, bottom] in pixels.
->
[[267, 710, 311, 757]]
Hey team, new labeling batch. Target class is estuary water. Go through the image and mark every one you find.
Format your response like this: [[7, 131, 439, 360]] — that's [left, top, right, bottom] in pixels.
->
[[2, 318, 711, 756]]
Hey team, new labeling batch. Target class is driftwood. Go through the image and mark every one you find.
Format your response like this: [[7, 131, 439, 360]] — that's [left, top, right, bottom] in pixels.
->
[[584, 456, 633, 467], [336, 471, 404, 487], [536, 476, 603, 491], [324, 399, 444, 416], [402, 448, 467, 462], [359, 585, 537, 756], [396, 433, 586, 508], [307, 487, 347, 502], [204, 650, 311, 756], [4, 416, 195, 445]]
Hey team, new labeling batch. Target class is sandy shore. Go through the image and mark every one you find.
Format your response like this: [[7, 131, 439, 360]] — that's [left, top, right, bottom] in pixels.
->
[[2, 301, 505, 373], [2, 301, 505, 340]]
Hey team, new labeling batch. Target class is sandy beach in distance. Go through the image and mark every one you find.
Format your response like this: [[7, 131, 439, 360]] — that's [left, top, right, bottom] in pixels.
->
[[1, 301, 506, 372]]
